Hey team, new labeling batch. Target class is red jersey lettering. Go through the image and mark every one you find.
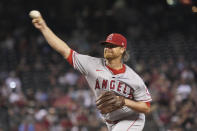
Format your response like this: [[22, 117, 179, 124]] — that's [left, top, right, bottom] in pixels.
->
[[123, 84, 127, 94], [117, 82, 123, 92], [128, 88, 134, 99], [110, 80, 115, 89], [95, 79, 100, 89], [102, 80, 108, 89]]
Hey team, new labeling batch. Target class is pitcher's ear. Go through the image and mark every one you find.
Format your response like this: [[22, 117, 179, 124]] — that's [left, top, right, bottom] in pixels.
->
[[120, 47, 126, 54]]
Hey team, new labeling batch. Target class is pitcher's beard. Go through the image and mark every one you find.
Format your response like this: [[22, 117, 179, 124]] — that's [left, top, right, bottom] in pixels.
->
[[104, 52, 114, 59], [104, 52, 121, 61]]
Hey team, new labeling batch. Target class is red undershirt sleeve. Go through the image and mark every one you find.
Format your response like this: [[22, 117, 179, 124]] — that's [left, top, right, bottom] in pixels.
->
[[146, 102, 151, 107], [66, 49, 74, 66]]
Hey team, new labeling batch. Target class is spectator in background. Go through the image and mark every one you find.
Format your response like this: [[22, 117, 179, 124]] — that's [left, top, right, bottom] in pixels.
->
[[5, 71, 21, 93]]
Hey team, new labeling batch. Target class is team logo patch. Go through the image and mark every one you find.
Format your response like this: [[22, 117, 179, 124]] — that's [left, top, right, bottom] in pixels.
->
[[107, 34, 113, 41]]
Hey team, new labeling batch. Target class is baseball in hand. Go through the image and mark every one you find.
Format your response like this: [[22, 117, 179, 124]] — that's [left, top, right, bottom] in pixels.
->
[[29, 10, 41, 19]]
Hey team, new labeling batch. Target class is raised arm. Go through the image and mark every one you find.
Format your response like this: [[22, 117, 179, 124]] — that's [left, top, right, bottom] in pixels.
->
[[30, 11, 71, 59]]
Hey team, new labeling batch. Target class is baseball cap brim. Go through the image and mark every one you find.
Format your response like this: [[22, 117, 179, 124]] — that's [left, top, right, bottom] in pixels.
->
[[100, 41, 124, 47]]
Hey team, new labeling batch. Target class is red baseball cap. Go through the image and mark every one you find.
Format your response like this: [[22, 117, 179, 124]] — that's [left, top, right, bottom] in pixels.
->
[[100, 33, 127, 49]]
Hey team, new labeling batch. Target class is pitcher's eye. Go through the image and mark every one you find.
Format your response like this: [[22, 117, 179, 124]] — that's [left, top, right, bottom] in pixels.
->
[[105, 45, 119, 48]]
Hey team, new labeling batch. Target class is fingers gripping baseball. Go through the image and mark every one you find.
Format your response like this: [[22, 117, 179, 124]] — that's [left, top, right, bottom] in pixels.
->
[[96, 91, 125, 114], [29, 10, 47, 30], [32, 18, 46, 30]]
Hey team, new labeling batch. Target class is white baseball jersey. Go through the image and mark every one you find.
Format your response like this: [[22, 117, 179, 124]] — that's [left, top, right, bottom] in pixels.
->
[[67, 50, 152, 130]]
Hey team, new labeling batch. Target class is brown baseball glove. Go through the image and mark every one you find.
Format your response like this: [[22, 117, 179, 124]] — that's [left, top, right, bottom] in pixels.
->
[[96, 91, 125, 114]]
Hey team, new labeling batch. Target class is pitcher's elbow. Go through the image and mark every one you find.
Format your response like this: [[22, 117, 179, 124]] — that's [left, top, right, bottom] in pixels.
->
[[143, 107, 151, 114]]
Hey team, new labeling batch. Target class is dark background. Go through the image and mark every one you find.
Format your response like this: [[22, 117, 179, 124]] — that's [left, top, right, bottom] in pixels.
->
[[0, 0, 197, 130]]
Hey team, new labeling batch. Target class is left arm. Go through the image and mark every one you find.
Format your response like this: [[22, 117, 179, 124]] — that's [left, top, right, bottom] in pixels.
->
[[96, 91, 151, 114], [124, 98, 151, 114]]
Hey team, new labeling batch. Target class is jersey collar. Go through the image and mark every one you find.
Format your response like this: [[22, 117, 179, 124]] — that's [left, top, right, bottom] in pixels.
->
[[106, 64, 126, 75]]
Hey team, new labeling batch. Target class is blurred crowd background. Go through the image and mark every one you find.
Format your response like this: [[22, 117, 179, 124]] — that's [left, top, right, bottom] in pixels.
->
[[0, 0, 197, 131]]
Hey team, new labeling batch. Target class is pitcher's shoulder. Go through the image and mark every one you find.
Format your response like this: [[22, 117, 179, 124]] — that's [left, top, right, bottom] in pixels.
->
[[88, 56, 104, 64], [75, 53, 103, 63], [124, 65, 140, 76], [124, 65, 145, 85]]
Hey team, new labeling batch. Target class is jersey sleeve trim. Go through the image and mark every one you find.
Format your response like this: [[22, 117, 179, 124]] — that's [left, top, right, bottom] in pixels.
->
[[138, 98, 152, 102], [66, 49, 74, 66], [73, 51, 76, 69], [146, 102, 151, 107]]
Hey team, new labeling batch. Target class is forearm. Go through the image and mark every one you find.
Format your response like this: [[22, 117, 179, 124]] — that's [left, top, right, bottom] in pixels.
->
[[31, 12, 72, 59], [40, 26, 71, 59], [124, 99, 150, 114]]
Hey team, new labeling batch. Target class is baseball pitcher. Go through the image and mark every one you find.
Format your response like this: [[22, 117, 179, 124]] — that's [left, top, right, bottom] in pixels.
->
[[30, 12, 152, 131]]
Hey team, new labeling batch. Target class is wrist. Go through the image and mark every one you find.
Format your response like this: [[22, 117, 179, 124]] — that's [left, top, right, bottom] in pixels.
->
[[124, 98, 128, 106], [40, 25, 48, 32]]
